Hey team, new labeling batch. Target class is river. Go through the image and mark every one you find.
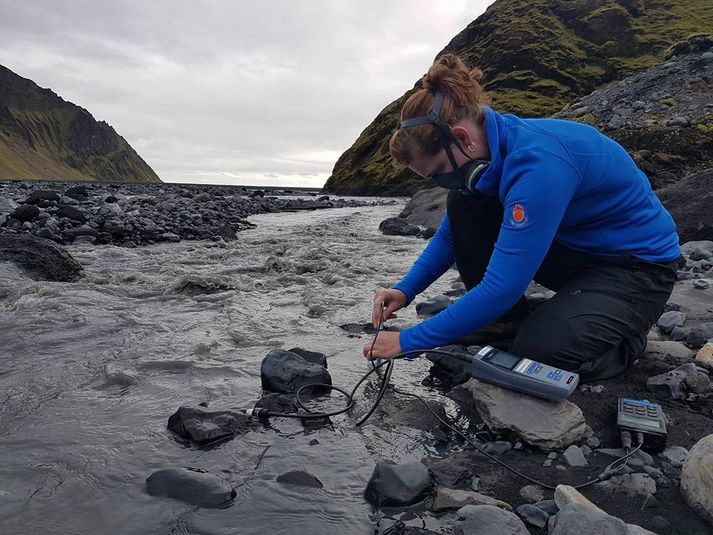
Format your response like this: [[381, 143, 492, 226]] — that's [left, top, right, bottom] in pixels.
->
[[0, 202, 462, 535]]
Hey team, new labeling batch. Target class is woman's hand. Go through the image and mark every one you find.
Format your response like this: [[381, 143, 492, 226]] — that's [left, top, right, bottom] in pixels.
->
[[371, 288, 407, 328], [363, 331, 402, 361]]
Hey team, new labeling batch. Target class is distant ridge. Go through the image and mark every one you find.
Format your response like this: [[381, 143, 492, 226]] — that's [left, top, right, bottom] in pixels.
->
[[323, 0, 713, 195], [0, 64, 160, 183]]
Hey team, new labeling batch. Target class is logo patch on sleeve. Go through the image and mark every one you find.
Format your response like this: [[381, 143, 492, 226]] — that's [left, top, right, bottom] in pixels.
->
[[509, 203, 529, 227]]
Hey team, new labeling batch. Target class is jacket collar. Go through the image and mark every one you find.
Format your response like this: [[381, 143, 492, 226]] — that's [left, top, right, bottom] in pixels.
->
[[474, 107, 504, 195]]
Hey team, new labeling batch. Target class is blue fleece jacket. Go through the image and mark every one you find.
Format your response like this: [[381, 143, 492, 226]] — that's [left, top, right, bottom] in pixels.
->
[[393, 107, 680, 352]]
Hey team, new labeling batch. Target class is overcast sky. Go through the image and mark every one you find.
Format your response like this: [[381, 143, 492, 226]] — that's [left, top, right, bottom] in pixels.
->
[[0, 1, 492, 187]]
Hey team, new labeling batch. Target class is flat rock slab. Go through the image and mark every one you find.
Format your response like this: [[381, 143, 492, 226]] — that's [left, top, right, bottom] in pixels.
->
[[0, 234, 83, 281], [432, 487, 512, 512], [462, 379, 587, 450], [146, 467, 236, 507]]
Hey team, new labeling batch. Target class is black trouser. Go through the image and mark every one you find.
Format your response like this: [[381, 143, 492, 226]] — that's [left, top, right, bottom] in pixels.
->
[[447, 190, 677, 382]]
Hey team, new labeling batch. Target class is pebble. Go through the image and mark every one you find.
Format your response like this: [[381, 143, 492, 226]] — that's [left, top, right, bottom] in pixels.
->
[[519, 484, 545, 503], [516, 504, 549, 528], [547, 452, 558, 460], [562, 445, 588, 467], [543, 459, 553, 467], [693, 279, 710, 289], [586, 436, 601, 448], [660, 446, 689, 467], [657, 310, 686, 332]]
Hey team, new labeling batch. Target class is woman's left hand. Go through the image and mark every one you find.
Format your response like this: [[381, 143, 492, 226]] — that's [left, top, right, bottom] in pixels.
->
[[363, 331, 402, 361]]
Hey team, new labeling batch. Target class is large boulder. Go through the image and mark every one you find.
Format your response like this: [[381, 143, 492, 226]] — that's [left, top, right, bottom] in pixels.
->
[[399, 187, 448, 231], [260, 349, 332, 394], [364, 460, 432, 507], [681, 433, 713, 526], [462, 379, 587, 450], [167, 406, 255, 446], [658, 168, 713, 243], [0, 234, 83, 282], [146, 467, 236, 507], [378, 217, 420, 237]]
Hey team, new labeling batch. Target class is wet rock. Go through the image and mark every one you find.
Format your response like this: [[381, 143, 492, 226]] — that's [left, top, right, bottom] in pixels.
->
[[146, 467, 236, 507], [364, 461, 432, 507], [381, 399, 447, 431], [287, 347, 328, 368], [455, 504, 528, 535], [167, 406, 255, 446], [462, 379, 587, 450], [398, 186, 447, 230], [695, 343, 713, 371], [10, 204, 40, 222], [516, 503, 549, 528], [660, 446, 689, 467], [519, 484, 545, 503], [562, 445, 588, 467], [596, 473, 657, 497], [339, 322, 400, 336], [687, 322, 713, 348], [276, 470, 323, 488], [423, 453, 474, 489], [415, 295, 451, 317], [425, 344, 473, 388], [432, 487, 511, 512], [0, 234, 83, 281], [260, 349, 331, 394], [379, 217, 420, 237], [656, 310, 686, 332], [681, 434, 713, 526], [254, 392, 298, 414], [56, 205, 86, 222]]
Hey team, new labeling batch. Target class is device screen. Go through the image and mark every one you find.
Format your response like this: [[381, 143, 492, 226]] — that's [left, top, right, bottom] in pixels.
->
[[486, 352, 521, 369]]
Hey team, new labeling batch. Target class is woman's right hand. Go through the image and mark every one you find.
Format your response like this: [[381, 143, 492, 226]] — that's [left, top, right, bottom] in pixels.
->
[[371, 288, 408, 328]]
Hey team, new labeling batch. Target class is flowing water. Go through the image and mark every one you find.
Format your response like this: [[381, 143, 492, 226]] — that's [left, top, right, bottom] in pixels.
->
[[0, 203, 462, 535]]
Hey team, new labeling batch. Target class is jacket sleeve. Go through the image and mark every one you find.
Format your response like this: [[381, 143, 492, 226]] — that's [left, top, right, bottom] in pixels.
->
[[392, 213, 454, 304], [399, 151, 580, 352]]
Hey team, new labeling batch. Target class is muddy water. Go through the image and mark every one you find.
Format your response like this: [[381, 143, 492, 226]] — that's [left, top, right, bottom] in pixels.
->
[[0, 203, 461, 535]]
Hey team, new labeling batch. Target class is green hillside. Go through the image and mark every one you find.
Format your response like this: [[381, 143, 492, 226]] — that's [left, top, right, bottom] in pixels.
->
[[323, 0, 713, 195], [0, 65, 160, 183]]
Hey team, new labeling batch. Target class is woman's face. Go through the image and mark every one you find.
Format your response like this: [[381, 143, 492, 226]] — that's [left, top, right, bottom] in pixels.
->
[[407, 144, 473, 179]]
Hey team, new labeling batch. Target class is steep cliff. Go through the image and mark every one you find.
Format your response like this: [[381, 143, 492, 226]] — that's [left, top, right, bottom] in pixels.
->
[[323, 0, 712, 195], [0, 65, 160, 183]]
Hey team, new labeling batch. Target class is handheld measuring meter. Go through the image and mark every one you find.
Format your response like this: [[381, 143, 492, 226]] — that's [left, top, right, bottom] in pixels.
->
[[616, 398, 667, 452], [455, 346, 579, 402]]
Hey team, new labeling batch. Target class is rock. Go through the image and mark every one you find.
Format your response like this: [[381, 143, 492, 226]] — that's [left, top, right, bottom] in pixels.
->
[[364, 461, 432, 507], [690, 246, 713, 261], [656, 311, 686, 333], [64, 185, 89, 200], [516, 503, 549, 528], [398, 187, 447, 230], [597, 473, 657, 497], [667, 116, 690, 127], [276, 470, 323, 488], [681, 433, 713, 526], [693, 279, 711, 289], [10, 204, 40, 222], [646, 362, 702, 399], [670, 326, 689, 341], [378, 217, 420, 237], [554, 485, 605, 514], [161, 232, 181, 242], [687, 323, 713, 348], [484, 441, 512, 455], [56, 205, 87, 222], [595, 448, 653, 468], [684, 372, 711, 393], [64, 225, 99, 239], [425, 345, 473, 387], [415, 295, 451, 317], [659, 170, 713, 243], [260, 349, 332, 394], [0, 196, 19, 217], [167, 406, 255, 446], [550, 503, 628, 535], [254, 392, 298, 414], [24, 190, 60, 204], [455, 504, 529, 535], [534, 499, 558, 515], [660, 446, 689, 467], [563, 445, 589, 467], [462, 379, 587, 450], [644, 341, 694, 365], [382, 399, 447, 431], [287, 347, 328, 368], [146, 467, 236, 507], [0, 234, 83, 282], [519, 484, 545, 503], [695, 343, 713, 371], [432, 487, 511, 512], [422, 453, 475, 489]]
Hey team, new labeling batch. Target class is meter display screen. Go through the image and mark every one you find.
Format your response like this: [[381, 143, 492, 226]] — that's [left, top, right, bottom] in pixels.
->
[[486, 352, 521, 369]]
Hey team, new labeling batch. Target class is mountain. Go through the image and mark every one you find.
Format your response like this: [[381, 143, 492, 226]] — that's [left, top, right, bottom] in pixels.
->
[[322, 0, 713, 195], [0, 65, 160, 183]]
